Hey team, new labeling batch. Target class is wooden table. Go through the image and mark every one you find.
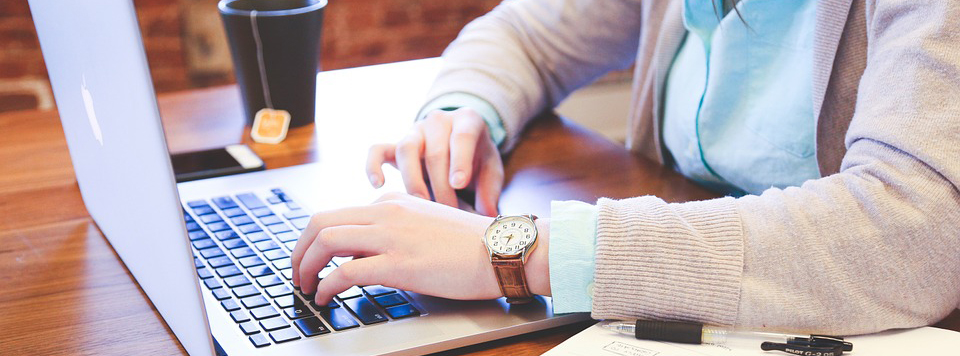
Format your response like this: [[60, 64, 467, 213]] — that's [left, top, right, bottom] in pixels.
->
[[1, 62, 958, 355]]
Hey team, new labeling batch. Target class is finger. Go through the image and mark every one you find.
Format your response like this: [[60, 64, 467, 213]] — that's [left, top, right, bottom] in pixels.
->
[[474, 141, 503, 217], [394, 130, 430, 199], [292, 206, 379, 287], [314, 255, 391, 305], [421, 123, 459, 207], [298, 225, 386, 295], [448, 112, 486, 189], [366, 143, 396, 188]]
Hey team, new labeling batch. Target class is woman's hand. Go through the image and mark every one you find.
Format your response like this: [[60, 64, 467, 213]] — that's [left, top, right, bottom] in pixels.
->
[[290, 192, 551, 305], [366, 108, 504, 216]]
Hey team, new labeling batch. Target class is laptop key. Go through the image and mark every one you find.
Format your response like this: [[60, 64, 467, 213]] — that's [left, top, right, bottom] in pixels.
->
[[293, 317, 330, 337], [192, 238, 216, 250], [337, 286, 363, 300], [239, 256, 265, 268], [310, 299, 341, 310], [374, 293, 408, 308], [268, 224, 292, 234], [188, 231, 209, 241], [269, 328, 300, 344], [199, 214, 223, 224], [233, 285, 260, 298], [246, 231, 271, 242], [215, 265, 242, 278], [197, 267, 213, 279], [221, 207, 246, 218], [272, 258, 291, 270], [263, 249, 288, 261], [212, 288, 231, 301], [283, 305, 314, 320], [214, 230, 240, 241], [241, 295, 270, 309], [193, 206, 215, 216], [185, 221, 201, 232], [247, 265, 273, 278], [207, 256, 233, 268], [230, 310, 251, 323], [260, 317, 290, 332], [213, 196, 238, 209], [238, 224, 263, 234], [203, 279, 222, 290], [230, 247, 256, 259], [258, 215, 282, 226], [265, 285, 293, 298], [362, 285, 397, 297], [281, 269, 293, 280], [199, 247, 225, 259], [290, 217, 311, 230], [187, 200, 208, 208], [224, 275, 252, 288], [222, 238, 248, 250], [343, 297, 388, 325], [250, 305, 281, 320], [318, 307, 359, 331], [194, 257, 204, 268], [239, 321, 260, 335], [256, 275, 284, 288], [207, 222, 231, 232], [250, 207, 273, 217], [222, 299, 241, 312], [275, 231, 299, 243], [249, 333, 270, 347], [267, 196, 282, 205], [385, 304, 421, 319], [231, 215, 254, 226], [254, 240, 279, 252], [236, 193, 267, 209], [274, 295, 295, 309], [283, 209, 310, 219]]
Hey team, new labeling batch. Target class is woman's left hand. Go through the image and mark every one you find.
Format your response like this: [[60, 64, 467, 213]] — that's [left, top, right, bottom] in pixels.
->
[[291, 192, 551, 305]]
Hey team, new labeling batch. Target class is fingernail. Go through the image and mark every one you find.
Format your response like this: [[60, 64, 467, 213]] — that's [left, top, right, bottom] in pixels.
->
[[450, 171, 466, 188], [369, 174, 382, 188]]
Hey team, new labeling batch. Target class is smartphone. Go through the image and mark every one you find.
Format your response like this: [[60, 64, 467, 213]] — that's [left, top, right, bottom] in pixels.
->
[[170, 144, 265, 183]]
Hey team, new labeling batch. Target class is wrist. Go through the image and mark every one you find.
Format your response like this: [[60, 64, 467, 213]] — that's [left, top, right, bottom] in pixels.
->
[[526, 218, 551, 296]]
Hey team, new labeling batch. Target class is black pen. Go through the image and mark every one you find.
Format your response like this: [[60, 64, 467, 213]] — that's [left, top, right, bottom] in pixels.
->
[[602, 320, 853, 356]]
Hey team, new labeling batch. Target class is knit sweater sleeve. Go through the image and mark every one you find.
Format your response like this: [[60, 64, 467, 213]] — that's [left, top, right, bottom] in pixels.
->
[[590, 0, 960, 335], [423, 0, 642, 152]]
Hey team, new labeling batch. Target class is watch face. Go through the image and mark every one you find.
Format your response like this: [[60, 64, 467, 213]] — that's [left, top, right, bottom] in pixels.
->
[[484, 216, 537, 255]]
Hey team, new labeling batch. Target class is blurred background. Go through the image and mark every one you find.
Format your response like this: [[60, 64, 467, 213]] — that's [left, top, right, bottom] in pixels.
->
[[0, 0, 632, 141]]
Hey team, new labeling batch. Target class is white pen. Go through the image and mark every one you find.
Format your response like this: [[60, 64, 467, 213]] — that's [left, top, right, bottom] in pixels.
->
[[601, 320, 853, 355]]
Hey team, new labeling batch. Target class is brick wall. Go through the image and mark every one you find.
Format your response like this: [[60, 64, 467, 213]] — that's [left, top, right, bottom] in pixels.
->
[[0, 0, 501, 113]]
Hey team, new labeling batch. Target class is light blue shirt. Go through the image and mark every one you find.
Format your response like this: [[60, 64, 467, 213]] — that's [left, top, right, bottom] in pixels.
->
[[423, 0, 820, 314]]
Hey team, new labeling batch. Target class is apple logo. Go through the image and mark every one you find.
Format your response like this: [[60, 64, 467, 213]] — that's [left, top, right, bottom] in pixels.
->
[[81, 75, 104, 146]]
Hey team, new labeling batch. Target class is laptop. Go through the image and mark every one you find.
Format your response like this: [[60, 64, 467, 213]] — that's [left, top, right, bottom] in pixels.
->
[[28, 0, 588, 355]]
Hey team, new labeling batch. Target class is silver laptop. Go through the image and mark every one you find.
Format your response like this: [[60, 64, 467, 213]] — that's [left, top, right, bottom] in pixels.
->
[[28, 0, 587, 355]]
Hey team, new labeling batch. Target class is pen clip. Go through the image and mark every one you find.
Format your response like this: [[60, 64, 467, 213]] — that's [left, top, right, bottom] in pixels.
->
[[761, 341, 844, 356], [790, 335, 854, 352]]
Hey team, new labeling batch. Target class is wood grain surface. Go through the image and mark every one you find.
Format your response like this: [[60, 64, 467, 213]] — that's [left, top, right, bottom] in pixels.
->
[[1, 80, 957, 355]]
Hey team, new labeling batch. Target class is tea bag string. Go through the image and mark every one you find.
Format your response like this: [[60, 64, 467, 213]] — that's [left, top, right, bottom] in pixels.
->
[[250, 10, 273, 109]]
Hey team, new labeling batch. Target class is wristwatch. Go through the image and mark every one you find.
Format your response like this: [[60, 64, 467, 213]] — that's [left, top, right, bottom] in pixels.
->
[[482, 214, 538, 304]]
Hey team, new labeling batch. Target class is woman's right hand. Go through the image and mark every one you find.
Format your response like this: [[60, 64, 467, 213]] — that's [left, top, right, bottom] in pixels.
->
[[365, 107, 504, 216]]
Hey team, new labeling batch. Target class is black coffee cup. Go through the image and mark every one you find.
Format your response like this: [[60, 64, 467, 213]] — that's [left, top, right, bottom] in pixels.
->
[[219, 0, 326, 128]]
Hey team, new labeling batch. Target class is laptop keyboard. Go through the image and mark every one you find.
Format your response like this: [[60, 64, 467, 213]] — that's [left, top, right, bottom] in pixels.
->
[[185, 188, 422, 348]]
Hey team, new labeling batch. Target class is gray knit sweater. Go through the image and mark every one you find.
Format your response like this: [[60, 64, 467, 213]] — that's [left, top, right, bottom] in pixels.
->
[[424, 0, 960, 335]]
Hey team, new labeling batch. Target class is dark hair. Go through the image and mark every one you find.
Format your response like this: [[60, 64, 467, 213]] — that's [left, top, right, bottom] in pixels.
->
[[715, 0, 747, 25]]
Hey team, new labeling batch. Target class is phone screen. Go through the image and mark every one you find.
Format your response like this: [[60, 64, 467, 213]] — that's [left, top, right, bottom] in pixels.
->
[[170, 145, 264, 182]]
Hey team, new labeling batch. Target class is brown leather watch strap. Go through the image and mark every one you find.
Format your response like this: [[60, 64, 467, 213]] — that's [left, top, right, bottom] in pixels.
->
[[491, 257, 534, 304]]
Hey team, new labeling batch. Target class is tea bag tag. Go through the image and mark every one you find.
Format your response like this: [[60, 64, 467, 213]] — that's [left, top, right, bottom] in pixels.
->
[[251, 108, 290, 144]]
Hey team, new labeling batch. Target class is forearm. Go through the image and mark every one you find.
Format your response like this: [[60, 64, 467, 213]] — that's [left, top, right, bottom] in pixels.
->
[[425, 0, 641, 152]]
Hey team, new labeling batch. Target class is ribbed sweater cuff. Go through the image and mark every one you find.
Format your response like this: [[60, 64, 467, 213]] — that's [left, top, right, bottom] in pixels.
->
[[591, 196, 744, 326]]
